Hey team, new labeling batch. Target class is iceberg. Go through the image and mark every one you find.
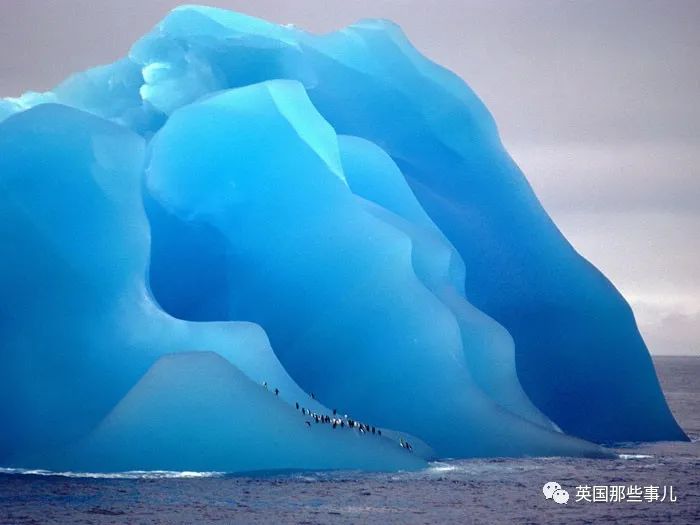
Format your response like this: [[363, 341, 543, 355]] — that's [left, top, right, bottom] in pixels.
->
[[0, 5, 685, 473]]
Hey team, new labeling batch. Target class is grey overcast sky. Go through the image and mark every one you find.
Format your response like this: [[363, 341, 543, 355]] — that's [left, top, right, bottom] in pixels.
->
[[1, 0, 698, 355]]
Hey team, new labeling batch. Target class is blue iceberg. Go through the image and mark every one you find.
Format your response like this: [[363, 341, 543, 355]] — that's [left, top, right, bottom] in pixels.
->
[[0, 5, 685, 473]]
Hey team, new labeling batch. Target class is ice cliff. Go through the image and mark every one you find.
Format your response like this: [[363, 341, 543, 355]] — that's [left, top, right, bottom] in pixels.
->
[[0, 5, 685, 473]]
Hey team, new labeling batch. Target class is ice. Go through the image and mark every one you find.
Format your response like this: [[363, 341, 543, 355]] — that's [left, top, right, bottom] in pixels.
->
[[146, 80, 607, 458], [0, 105, 417, 471], [0, 5, 685, 472], [64, 352, 427, 473], [297, 19, 687, 443]]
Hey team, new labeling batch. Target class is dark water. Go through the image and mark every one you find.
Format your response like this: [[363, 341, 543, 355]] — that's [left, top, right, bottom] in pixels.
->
[[2, 356, 698, 524]]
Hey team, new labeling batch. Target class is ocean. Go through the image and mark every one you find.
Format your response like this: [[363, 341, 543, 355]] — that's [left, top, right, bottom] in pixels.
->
[[1, 356, 698, 524]]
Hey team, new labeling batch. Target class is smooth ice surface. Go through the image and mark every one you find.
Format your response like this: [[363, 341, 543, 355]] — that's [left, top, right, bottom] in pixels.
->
[[66, 352, 426, 473], [0, 5, 685, 472]]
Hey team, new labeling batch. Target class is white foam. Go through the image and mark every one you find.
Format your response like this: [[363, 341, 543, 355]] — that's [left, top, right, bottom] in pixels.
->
[[0, 467, 224, 479], [427, 462, 459, 473], [617, 454, 654, 460]]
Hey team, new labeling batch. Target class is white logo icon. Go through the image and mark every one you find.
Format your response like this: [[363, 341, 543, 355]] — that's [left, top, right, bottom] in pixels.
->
[[543, 481, 561, 499], [553, 488, 570, 504], [543, 481, 569, 504]]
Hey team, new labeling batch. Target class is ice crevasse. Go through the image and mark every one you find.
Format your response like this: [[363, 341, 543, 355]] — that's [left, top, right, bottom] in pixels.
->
[[0, 5, 686, 473]]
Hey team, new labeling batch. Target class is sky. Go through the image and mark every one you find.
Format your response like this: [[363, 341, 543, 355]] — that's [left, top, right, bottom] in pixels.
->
[[1, 0, 698, 355]]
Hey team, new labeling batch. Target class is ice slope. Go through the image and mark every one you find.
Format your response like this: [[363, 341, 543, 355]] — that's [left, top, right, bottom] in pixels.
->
[[64, 352, 427, 473]]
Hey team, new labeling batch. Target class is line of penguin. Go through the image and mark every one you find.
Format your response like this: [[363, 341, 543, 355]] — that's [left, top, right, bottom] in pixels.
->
[[263, 381, 414, 452]]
